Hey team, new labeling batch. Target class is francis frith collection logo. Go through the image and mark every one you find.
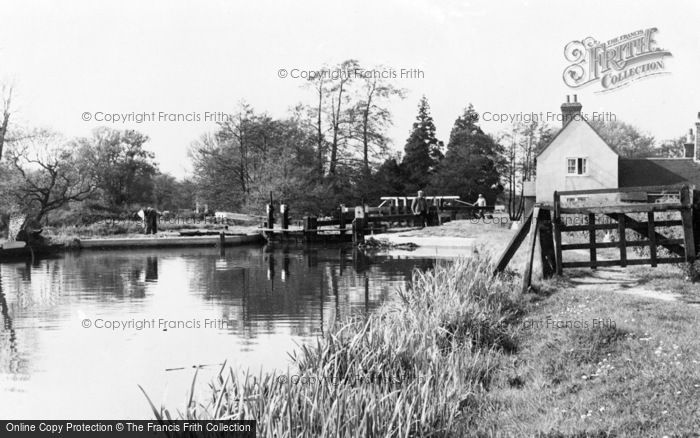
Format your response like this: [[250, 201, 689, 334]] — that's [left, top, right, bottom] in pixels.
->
[[563, 28, 672, 92]]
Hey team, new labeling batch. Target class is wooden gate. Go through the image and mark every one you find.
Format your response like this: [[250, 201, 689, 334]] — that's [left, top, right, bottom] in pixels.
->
[[552, 184, 696, 274], [494, 184, 698, 293]]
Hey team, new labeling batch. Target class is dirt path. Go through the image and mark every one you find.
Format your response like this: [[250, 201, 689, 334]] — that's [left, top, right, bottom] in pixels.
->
[[566, 266, 683, 302]]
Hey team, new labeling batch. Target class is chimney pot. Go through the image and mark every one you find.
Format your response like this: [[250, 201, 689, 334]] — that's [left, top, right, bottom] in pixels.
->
[[560, 96, 583, 127], [566, 95, 570, 103]]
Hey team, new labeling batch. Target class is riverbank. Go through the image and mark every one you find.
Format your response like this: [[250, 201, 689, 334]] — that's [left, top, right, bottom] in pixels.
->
[[145, 253, 525, 436], [149, 219, 700, 436], [78, 233, 264, 249], [0, 225, 265, 255]]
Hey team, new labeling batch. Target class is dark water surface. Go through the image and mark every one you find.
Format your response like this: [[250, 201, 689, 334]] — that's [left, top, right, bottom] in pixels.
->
[[0, 244, 434, 419]]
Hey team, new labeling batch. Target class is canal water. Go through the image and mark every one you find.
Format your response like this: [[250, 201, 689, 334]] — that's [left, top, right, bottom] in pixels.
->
[[0, 244, 435, 419]]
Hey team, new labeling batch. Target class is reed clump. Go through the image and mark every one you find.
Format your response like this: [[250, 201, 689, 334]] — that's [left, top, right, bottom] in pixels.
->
[[143, 253, 523, 437]]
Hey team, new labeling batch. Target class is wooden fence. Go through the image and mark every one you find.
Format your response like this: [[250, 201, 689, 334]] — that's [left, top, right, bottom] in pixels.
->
[[553, 184, 695, 273], [495, 184, 698, 293]]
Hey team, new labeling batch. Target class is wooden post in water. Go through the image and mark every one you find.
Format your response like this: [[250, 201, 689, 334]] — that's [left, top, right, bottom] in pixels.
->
[[266, 201, 275, 238], [304, 216, 318, 242], [218, 231, 226, 257], [338, 205, 346, 235], [280, 203, 289, 231], [352, 206, 366, 244]]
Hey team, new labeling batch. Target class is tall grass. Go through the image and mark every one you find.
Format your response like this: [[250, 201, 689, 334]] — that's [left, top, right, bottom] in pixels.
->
[[143, 254, 522, 437]]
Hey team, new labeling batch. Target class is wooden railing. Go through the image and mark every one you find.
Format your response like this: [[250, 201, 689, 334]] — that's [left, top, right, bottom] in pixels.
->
[[552, 184, 695, 273]]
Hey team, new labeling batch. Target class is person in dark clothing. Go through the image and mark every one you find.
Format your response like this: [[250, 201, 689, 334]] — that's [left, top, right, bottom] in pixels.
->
[[411, 190, 429, 228], [143, 207, 160, 234]]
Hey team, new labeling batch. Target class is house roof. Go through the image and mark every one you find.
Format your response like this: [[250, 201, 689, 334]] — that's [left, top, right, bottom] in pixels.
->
[[619, 158, 700, 188], [536, 117, 618, 157]]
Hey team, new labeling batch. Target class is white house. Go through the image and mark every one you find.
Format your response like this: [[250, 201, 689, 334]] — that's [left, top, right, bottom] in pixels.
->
[[532, 95, 700, 204]]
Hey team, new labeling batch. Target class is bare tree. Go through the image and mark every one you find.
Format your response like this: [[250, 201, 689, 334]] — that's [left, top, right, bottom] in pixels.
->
[[326, 59, 359, 175], [354, 70, 405, 174], [304, 73, 328, 176], [0, 84, 12, 161], [498, 120, 552, 220], [6, 129, 94, 221]]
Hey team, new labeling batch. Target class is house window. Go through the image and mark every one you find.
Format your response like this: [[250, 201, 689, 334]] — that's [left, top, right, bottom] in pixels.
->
[[567, 158, 587, 175]]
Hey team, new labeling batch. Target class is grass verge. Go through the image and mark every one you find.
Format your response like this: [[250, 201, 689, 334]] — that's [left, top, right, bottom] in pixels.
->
[[471, 274, 700, 437]]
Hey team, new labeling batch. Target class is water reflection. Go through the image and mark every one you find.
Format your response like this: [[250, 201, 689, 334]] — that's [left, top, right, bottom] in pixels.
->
[[0, 244, 433, 419], [145, 257, 158, 283]]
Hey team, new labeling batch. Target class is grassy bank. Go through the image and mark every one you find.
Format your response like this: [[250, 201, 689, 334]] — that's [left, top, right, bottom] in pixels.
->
[[144, 254, 525, 437], [472, 269, 700, 436], [142, 225, 700, 436]]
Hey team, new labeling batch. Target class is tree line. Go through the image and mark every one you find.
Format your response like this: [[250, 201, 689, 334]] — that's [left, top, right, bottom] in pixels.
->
[[0, 70, 691, 225]]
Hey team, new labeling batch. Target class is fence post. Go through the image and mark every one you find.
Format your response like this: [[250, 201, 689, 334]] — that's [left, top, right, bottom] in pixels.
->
[[539, 208, 556, 278], [553, 191, 563, 275], [647, 211, 657, 267], [680, 185, 696, 273], [588, 213, 597, 270], [521, 206, 540, 294], [617, 213, 627, 267]]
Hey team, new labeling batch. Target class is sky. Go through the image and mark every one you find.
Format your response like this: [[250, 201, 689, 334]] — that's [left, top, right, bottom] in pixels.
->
[[1, 0, 699, 178]]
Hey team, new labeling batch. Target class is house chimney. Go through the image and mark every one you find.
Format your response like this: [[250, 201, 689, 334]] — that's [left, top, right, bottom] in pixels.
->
[[685, 128, 695, 158], [561, 94, 583, 127], [696, 113, 700, 162]]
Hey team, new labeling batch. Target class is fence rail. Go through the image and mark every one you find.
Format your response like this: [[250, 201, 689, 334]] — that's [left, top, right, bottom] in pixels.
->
[[495, 184, 698, 293], [553, 184, 695, 273]]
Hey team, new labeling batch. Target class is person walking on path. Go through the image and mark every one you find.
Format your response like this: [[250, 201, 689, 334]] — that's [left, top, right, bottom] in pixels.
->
[[411, 190, 429, 228], [476, 193, 487, 219]]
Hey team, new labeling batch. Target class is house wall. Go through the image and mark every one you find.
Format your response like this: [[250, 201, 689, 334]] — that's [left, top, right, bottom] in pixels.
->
[[536, 119, 618, 203]]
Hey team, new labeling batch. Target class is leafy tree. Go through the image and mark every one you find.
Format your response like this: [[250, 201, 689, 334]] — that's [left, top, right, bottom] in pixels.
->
[[589, 119, 655, 158], [401, 96, 443, 191], [190, 105, 318, 213], [150, 174, 197, 211], [75, 127, 158, 207], [658, 135, 686, 158], [430, 104, 502, 204], [367, 157, 407, 199]]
